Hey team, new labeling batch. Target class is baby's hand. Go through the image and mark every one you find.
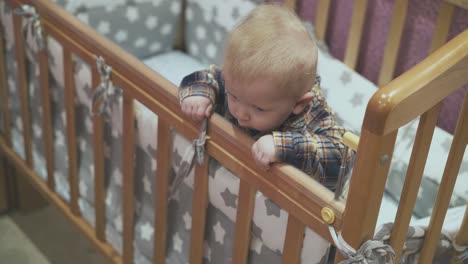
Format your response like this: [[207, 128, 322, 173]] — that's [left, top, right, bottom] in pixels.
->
[[181, 96, 213, 121], [252, 135, 279, 171]]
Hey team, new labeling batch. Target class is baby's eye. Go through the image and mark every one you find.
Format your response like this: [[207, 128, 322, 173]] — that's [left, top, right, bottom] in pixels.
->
[[253, 106, 266, 112], [227, 92, 238, 101]]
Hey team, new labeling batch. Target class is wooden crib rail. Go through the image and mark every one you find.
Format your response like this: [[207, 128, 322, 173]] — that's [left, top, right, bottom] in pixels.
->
[[12, 10, 33, 167], [365, 30, 468, 136], [63, 47, 78, 215], [339, 29, 468, 263], [0, 23, 12, 147]]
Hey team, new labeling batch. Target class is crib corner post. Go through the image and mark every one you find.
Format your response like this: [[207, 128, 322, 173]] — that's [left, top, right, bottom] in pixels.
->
[[10, 167, 48, 212], [335, 129, 397, 263], [0, 155, 12, 213]]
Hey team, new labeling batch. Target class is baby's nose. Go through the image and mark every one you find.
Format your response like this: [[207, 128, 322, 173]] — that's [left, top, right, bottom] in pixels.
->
[[235, 107, 250, 121]]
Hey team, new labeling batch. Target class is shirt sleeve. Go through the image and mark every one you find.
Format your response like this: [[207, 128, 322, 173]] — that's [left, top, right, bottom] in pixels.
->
[[178, 65, 222, 105], [272, 125, 351, 189]]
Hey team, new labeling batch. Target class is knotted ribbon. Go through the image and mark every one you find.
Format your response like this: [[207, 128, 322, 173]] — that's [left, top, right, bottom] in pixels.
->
[[14, 5, 44, 50], [92, 56, 120, 117], [329, 225, 396, 264], [168, 119, 209, 199]]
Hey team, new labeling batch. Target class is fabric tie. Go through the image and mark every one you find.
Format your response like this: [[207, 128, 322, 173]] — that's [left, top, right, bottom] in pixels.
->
[[169, 119, 209, 199], [14, 5, 44, 50], [328, 225, 396, 264], [453, 241, 468, 263], [92, 56, 120, 117]]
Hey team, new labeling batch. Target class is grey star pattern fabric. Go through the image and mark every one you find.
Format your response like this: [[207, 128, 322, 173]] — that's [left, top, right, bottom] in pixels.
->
[[265, 198, 281, 217], [340, 70, 352, 85], [53, 0, 182, 60], [221, 188, 238, 209]]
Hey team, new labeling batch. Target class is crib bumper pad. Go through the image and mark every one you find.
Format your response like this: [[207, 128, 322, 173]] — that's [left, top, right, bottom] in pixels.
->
[[52, 0, 182, 60]]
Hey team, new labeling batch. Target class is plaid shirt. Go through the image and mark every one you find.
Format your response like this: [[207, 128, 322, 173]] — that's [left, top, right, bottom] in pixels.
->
[[179, 65, 354, 189]]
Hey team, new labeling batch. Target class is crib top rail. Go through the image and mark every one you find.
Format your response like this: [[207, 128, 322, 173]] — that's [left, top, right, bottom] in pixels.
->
[[365, 29, 468, 136]]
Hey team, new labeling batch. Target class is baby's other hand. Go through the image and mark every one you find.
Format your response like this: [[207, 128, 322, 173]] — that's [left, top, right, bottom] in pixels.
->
[[181, 96, 213, 121], [252, 135, 279, 171]]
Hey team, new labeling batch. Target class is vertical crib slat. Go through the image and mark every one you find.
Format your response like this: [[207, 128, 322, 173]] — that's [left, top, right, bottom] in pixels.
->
[[282, 215, 305, 264], [419, 94, 468, 263], [443, 0, 468, 9], [39, 38, 55, 191], [454, 205, 468, 251], [284, 0, 296, 11], [337, 130, 398, 263], [189, 158, 209, 264], [378, 0, 408, 86], [315, 0, 331, 41], [63, 48, 79, 214], [92, 66, 106, 241], [344, 0, 368, 70], [232, 181, 255, 264], [389, 104, 441, 264], [0, 156, 10, 211], [13, 14, 33, 167], [122, 94, 135, 264], [0, 23, 12, 147], [430, 1, 454, 53], [154, 118, 171, 264]]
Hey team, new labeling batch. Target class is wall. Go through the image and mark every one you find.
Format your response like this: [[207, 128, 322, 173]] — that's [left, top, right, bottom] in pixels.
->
[[299, 0, 468, 134]]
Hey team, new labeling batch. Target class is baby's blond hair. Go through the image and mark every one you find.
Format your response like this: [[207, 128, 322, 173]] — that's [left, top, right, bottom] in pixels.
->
[[224, 4, 318, 98]]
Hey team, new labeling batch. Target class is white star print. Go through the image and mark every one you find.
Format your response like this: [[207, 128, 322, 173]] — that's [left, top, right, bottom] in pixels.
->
[[145, 16, 158, 29], [77, 13, 89, 24], [55, 131, 64, 146], [170, 1, 181, 15], [213, 221, 225, 244], [79, 180, 88, 196], [151, 0, 163, 7], [97, 21, 110, 34], [114, 169, 122, 186], [115, 30, 128, 43], [61, 111, 66, 125], [160, 23, 173, 36], [88, 164, 94, 177], [15, 117, 23, 131], [134, 37, 147, 48], [140, 221, 154, 241], [80, 138, 86, 151], [250, 237, 262, 254], [149, 42, 162, 53], [151, 158, 156, 171], [171, 189, 180, 202], [143, 175, 151, 194], [173, 232, 183, 253], [33, 123, 42, 138], [203, 241, 211, 262], [105, 192, 113, 207], [114, 215, 122, 233], [126, 6, 139, 23], [85, 117, 92, 133], [183, 212, 191, 230]]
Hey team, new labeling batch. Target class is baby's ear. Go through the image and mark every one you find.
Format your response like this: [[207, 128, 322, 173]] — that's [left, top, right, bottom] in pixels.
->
[[292, 91, 314, 114]]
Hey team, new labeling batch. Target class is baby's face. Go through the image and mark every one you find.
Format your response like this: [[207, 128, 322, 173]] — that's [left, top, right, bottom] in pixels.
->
[[224, 74, 298, 132]]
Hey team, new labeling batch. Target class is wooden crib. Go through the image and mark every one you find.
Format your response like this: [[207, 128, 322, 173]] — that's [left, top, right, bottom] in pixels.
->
[[0, 0, 467, 263]]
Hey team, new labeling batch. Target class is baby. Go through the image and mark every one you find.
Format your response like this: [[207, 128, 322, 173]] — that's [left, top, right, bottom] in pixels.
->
[[179, 4, 352, 189]]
